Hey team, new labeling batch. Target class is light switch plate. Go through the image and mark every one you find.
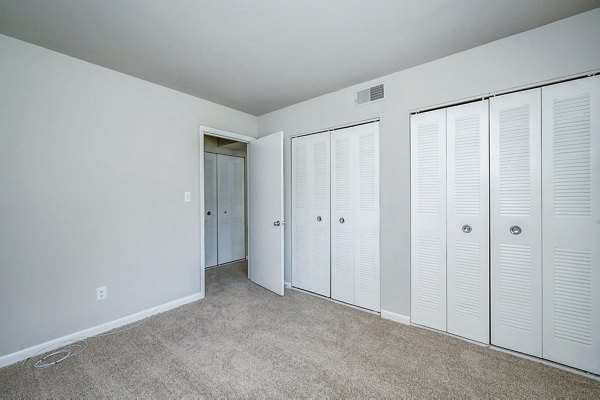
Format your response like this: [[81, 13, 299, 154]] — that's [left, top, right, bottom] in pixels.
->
[[184, 192, 191, 202]]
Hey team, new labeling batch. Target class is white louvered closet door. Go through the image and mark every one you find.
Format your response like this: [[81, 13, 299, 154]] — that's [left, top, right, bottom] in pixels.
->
[[291, 132, 331, 297], [490, 89, 542, 357], [217, 155, 233, 264], [446, 101, 490, 344], [331, 122, 380, 311], [410, 110, 447, 331], [217, 155, 245, 264], [542, 76, 600, 375], [204, 152, 218, 268]]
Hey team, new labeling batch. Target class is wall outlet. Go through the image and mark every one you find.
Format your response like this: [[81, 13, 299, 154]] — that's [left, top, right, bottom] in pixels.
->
[[97, 286, 107, 301], [184, 192, 191, 202]]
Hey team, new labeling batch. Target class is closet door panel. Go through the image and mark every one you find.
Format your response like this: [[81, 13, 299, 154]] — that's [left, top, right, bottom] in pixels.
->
[[331, 132, 355, 305], [542, 76, 600, 374], [217, 155, 234, 264], [410, 110, 447, 331], [292, 139, 311, 291], [447, 101, 489, 344], [311, 133, 331, 296], [204, 153, 218, 268], [354, 123, 380, 311], [490, 89, 542, 357], [291, 132, 330, 297], [331, 122, 380, 311]]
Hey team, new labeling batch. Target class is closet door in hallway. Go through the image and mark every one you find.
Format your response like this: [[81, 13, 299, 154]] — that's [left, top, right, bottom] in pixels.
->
[[217, 154, 246, 265]]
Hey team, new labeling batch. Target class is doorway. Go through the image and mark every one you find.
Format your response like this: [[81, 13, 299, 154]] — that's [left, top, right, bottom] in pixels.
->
[[203, 135, 248, 268], [198, 126, 285, 299]]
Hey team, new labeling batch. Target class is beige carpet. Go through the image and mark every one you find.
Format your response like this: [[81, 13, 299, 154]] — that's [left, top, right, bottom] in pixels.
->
[[1, 261, 599, 398]]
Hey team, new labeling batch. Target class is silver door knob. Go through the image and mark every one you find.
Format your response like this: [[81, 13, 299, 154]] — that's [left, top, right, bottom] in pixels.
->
[[316, 216, 322, 222], [339, 217, 345, 224], [207, 211, 211, 216], [274, 221, 281, 227], [462, 224, 472, 233], [510, 225, 522, 235]]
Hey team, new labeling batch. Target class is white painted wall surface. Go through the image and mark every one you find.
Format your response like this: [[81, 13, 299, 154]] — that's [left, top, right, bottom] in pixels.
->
[[257, 9, 600, 317], [0, 34, 256, 358]]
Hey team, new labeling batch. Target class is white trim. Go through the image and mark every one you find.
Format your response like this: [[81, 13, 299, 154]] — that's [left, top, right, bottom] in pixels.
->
[[284, 281, 291, 289], [290, 117, 380, 139], [199, 125, 255, 295], [409, 69, 600, 114], [199, 125, 256, 143], [381, 310, 411, 325], [0, 292, 204, 369]]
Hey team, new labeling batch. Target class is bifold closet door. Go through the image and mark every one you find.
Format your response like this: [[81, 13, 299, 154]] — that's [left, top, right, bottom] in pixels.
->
[[490, 89, 542, 357], [204, 153, 218, 268], [542, 76, 600, 374], [331, 122, 380, 312], [217, 155, 245, 265], [410, 109, 447, 331], [446, 100, 489, 344], [291, 132, 331, 297]]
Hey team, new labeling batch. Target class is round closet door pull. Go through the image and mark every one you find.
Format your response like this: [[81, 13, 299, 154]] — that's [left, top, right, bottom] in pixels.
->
[[207, 211, 211, 216], [462, 224, 472, 233], [510, 225, 522, 235], [273, 220, 281, 227], [316, 216, 322, 222], [339, 217, 345, 224]]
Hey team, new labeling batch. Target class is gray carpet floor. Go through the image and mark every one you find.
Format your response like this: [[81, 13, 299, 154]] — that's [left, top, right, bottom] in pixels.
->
[[1, 261, 599, 398]]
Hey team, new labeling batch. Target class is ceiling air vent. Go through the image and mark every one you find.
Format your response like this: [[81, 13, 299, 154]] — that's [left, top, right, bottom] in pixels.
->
[[356, 84, 384, 105]]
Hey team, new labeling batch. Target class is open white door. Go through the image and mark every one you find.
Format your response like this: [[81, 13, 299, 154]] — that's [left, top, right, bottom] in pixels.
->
[[249, 131, 284, 295]]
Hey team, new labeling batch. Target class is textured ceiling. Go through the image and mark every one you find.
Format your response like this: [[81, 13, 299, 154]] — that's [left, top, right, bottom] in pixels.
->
[[1, 0, 598, 115]]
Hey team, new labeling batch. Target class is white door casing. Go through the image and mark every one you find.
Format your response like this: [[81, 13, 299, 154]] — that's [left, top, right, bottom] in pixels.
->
[[446, 100, 490, 344], [291, 131, 331, 297], [204, 152, 218, 267], [410, 109, 447, 331], [542, 76, 600, 374], [490, 89, 542, 357], [249, 131, 285, 296]]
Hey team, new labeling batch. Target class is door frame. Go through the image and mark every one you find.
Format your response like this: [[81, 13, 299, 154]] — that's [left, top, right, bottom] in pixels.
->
[[199, 125, 255, 298]]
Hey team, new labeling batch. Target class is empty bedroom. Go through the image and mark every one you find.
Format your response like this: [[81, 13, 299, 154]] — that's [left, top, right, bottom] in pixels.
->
[[1, 0, 599, 398]]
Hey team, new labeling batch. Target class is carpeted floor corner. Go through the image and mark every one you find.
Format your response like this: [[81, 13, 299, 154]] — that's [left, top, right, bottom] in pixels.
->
[[1, 261, 599, 398]]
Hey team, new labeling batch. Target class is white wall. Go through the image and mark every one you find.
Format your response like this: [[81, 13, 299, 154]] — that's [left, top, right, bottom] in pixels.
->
[[258, 9, 600, 318], [0, 34, 257, 358]]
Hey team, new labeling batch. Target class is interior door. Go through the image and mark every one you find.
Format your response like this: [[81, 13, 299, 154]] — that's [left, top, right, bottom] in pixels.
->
[[249, 131, 285, 295], [410, 109, 447, 331], [291, 131, 331, 297], [490, 89, 542, 357], [446, 100, 490, 344], [542, 76, 600, 374], [204, 152, 218, 267]]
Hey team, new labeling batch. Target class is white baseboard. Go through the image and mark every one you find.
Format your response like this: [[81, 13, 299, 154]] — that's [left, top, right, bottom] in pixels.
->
[[381, 310, 411, 325], [0, 291, 204, 369], [284, 281, 291, 289]]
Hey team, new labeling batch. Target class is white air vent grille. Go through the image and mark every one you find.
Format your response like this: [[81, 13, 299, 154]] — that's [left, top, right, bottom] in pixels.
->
[[356, 84, 384, 105]]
